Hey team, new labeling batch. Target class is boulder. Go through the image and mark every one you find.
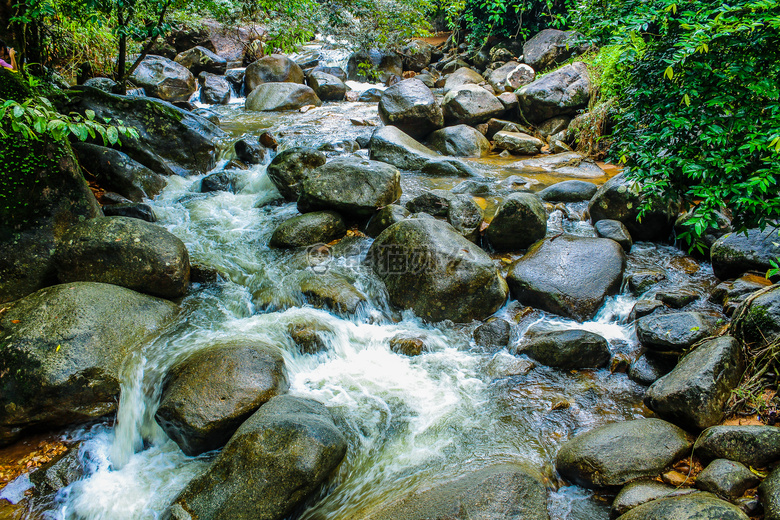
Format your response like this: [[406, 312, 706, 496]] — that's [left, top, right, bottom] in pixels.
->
[[199, 73, 231, 104], [400, 40, 433, 72], [538, 180, 598, 202], [266, 147, 326, 201], [588, 173, 681, 241], [307, 71, 347, 101], [731, 284, 780, 348], [167, 396, 347, 520], [201, 171, 237, 193], [760, 467, 780, 520], [366, 205, 410, 238], [310, 66, 346, 82], [368, 218, 508, 322], [389, 335, 425, 356], [523, 29, 587, 71], [359, 464, 549, 520], [506, 235, 626, 321], [594, 219, 633, 252], [72, 142, 165, 201], [697, 425, 780, 467], [103, 202, 156, 222], [443, 67, 484, 93], [358, 88, 384, 102], [636, 312, 719, 353], [368, 125, 477, 176], [0, 282, 178, 446], [486, 192, 547, 251], [405, 190, 453, 216], [614, 493, 749, 520], [29, 446, 84, 495], [245, 83, 321, 111], [427, 124, 491, 157], [442, 84, 505, 125], [156, 343, 289, 456], [378, 79, 444, 139], [129, 55, 196, 102], [83, 77, 118, 92], [347, 49, 403, 83], [245, 54, 304, 92], [555, 418, 692, 489], [439, 58, 470, 74], [627, 269, 666, 295], [628, 352, 674, 386], [505, 64, 536, 91], [696, 459, 760, 499], [517, 328, 610, 369], [447, 193, 484, 241], [234, 137, 266, 165], [711, 228, 780, 281], [612, 480, 698, 518], [497, 91, 520, 112], [538, 116, 571, 137], [517, 62, 590, 124], [645, 336, 744, 430], [474, 318, 511, 350], [175, 46, 227, 76], [511, 152, 606, 179], [710, 274, 773, 317], [54, 216, 190, 299], [59, 86, 226, 176], [493, 130, 543, 155], [298, 157, 401, 218], [270, 211, 346, 248], [486, 61, 520, 93], [225, 68, 245, 92]]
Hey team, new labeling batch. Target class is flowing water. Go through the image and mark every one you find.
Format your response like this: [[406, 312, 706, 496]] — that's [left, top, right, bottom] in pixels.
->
[[7, 84, 723, 520]]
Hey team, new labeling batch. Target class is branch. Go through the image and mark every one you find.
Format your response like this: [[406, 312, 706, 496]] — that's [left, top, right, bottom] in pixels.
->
[[121, 0, 172, 83]]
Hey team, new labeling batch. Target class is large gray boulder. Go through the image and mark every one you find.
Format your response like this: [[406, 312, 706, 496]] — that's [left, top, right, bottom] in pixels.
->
[[270, 211, 346, 248], [486, 192, 547, 251], [523, 29, 587, 71], [156, 343, 289, 456], [266, 147, 326, 201], [307, 71, 347, 101], [359, 464, 549, 520], [366, 204, 410, 238], [442, 84, 505, 125], [486, 61, 522, 93], [517, 62, 590, 124], [493, 130, 543, 155], [54, 216, 190, 299], [378, 78, 444, 139], [175, 46, 227, 76], [401, 40, 433, 72], [711, 228, 780, 280], [511, 152, 606, 178], [588, 173, 681, 242], [0, 282, 179, 446], [245, 54, 304, 92], [645, 336, 745, 430], [368, 218, 508, 322], [427, 124, 490, 157], [167, 395, 347, 520], [506, 235, 626, 321], [246, 83, 321, 111], [555, 418, 692, 488], [72, 142, 166, 201], [636, 312, 719, 353], [697, 425, 780, 467], [298, 157, 401, 218], [614, 493, 749, 520], [59, 86, 226, 176], [443, 67, 484, 93], [539, 180, 598, 202], [696, 459, 760, 499], [517, 328, 610, 369], [200, 73, 231, 105], [129, 55, 196, 102]]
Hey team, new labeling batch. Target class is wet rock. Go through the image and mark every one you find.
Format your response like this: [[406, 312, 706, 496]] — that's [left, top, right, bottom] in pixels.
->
[[556, 418, 692, 489], [401, 40, 433, 72], [443, 66, 484, 93], [368, 218, 508, 322], [245, 54, 304, 91], [630, 299, 665, 321], [511, 152, 606, 179], [636, 312, 719, 353], [156, 343, 288, 456], [710, 228, 780, 281], [518, 327, 611, 369], [29, 445, 84, 495], [486, 192, 547, 251], [506, 235, 626, 322], [366, 205, 410, 238], [523, 29, 588, 71], [447, 194, 484, 242], [594, 219, 632, 252], [192, 107, 220, 125], [538, 180, 598, 202], [484, 61, 519, 93], [493, 130, 544, 155], [60, 86, 226, 176], [440, 58, 470, 74], [54, 216, 190, 299], [83, 77, 118, 92], [628, 352, 674, 386], [201, 171, 237, 193], [359, 463, 549, 520], [72, 142, 166, 202], [696, 459, 760, 499], [497, 91, 520, 112], [731, 284, 780, 348], [428, 124, 491, 157], [442, 84, 506, 125], [225, 68, 245, 92], [406, 190, 453, 216], [378, 78, 444, 139], [368, 125, 476, 176], [245, 82, 321, 111], [710, 274, 773, 316], [358, 88, 384, 102], [168, 395, 347, 520], [299, 271, 368, 314], [266, 147, 326, 201], [474, 318, 511, 350], [175, 46, 227, 76], [234, 137, 266, 165], [129, 55, 196, 102], [655, 289, 698, 309], [645, 336, 744, 430], [199, 73, 231, 104], [347, 49, 403, 83], [697, 425, 780, 467], [588, 173, 681, 242], [760, 466, 780, 520], [307, 71, 347, 101], [389, 335, 425, 356], [0, 282, 178, 446], [611, 480, 699, 518], [517, 62, 589, 124], [614, 493, 749, 520], [298, 157, 401, 218], [270, 211, 346, 248], [627, 269, 666, 295], [102, 202, 157, 222], [287, 323, 327, 354], [310, 65, 347, 82]]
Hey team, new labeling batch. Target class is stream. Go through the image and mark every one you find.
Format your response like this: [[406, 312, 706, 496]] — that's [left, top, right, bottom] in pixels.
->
[[8, 67, 723, 520]]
